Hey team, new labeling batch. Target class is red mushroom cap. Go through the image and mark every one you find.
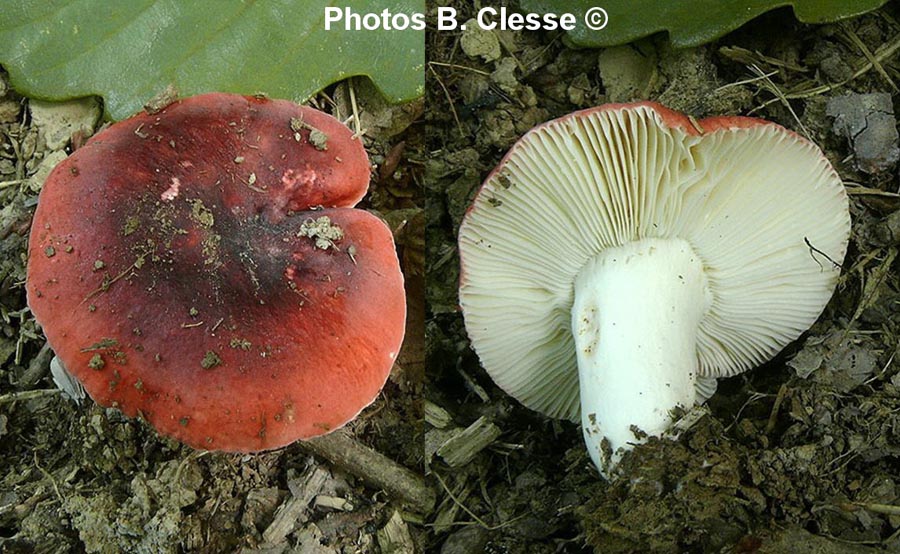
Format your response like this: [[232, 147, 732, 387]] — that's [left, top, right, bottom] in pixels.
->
[[27, 93, 406, 452]]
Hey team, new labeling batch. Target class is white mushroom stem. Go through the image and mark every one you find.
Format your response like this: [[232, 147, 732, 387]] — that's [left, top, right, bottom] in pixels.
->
[[572, 237, 712, 476]]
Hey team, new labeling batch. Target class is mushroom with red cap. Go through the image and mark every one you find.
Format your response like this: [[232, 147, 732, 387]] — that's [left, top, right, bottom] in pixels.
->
[[458, 102, 849, 476], [27, 92, 406, 452]]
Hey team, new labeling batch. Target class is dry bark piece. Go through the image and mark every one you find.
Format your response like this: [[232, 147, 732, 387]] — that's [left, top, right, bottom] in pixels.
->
[[26, 93, 406, 452]]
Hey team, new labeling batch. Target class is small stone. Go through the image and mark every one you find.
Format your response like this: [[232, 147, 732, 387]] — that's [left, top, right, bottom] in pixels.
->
[[598, 45, 656, 103], [0, 99, 20, 123], [820, 53, 854, 83], [308, 128, 328, 151], [460, 19, 501, 62], [826, 92, 900, 174], [29, 97, 102, 150], [567, 73, 592, 106], [787, 345, 824, 379], [28, 149, 68, 193], [440, 526, 488, 554], [490, 57, 518, 95]]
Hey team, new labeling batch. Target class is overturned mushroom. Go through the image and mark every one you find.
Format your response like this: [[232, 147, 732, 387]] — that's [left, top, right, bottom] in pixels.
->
[[27, 93, 406, 452], [458, 102, 849, 476]]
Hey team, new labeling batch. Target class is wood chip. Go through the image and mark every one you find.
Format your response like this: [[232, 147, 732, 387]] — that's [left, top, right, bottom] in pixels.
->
[[436, 416, 501, 467], [376, 510, 415, 554], [313, 495, 354, 512], [456, 368, 490, 402], [261, 466, 329, 545], [425, 400, 453, 428]]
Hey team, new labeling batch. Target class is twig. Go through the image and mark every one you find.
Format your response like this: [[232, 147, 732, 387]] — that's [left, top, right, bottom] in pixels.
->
[[300, 429, 435, 514], [428, 65, 463, 137], [523, 31, 564, 69], [427, 61, 490, 76], [20, 342, 53, 387], [433, 470, 491, 528], [841, 22, 898, 92], [841, 501, 900, 516], [432, 471, 529, 531], [824, 432, 878, 476], [34, 452, 63, 502], [805, 237, 844, 271], [348, 79, 365, 140], [863, 352, 894, 386], [0, 388, 62, 405], [751, 31, 900, 111], [80, 256, 145, 305], [210, 317, 225, 333], [173, 450, 207, 485], [749, 63, 810, 139], [765, 383, 788, 435], [715, 70, 780, 93], [719, 46, 809, 73], [724, 391, 772, 432], [845, 183, 900, 198], [436, 416, 501, 467]]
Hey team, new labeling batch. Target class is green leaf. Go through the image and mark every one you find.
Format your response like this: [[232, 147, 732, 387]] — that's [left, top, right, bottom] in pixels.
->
[[0, 0, 424, 120], [521, 0, 888, 47]]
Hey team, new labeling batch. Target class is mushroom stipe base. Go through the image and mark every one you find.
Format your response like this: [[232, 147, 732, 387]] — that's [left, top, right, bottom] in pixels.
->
[[573, 237, 712, 475]]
